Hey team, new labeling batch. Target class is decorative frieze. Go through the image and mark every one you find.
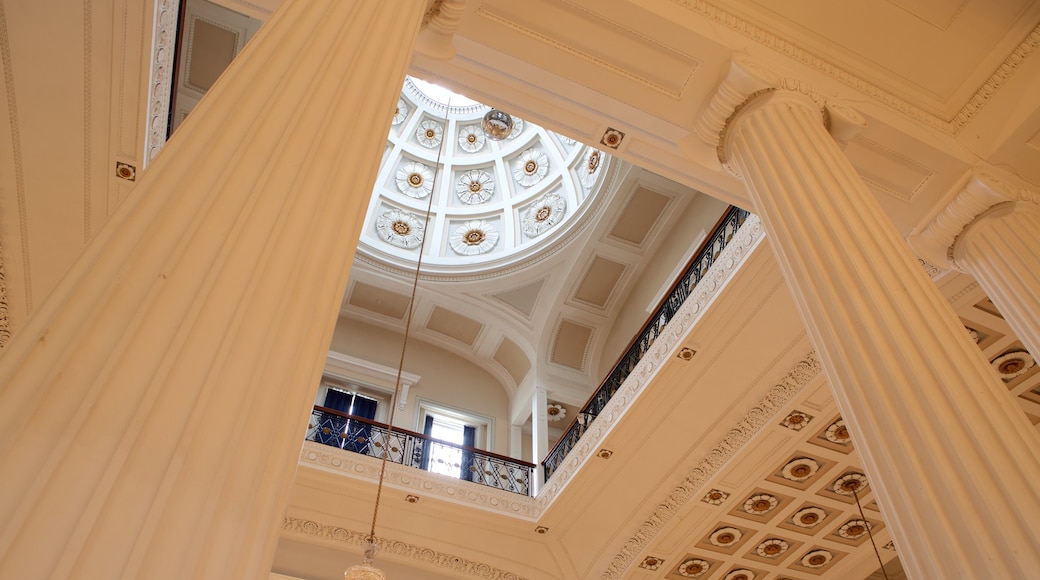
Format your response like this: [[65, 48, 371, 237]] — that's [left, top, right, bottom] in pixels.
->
[[282, 516, 528, 579]]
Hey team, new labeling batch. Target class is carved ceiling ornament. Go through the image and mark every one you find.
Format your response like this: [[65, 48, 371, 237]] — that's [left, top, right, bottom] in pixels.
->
[[780, 409, 812, 430], [416, 118, 444, 148], [792, 506, 826, 528], [458, 124, 486, 153], [677, 558, 710, 577], [513, 148, 549, 187], [708, 526, 742, 547], [833, 472, 869, 495], [781, 457, 820, 482], [800, 549, 833, 569], [824, 418, 851, 444], [638, 556, 663, 570], [838, 518, 872, 539], [992, 351, 1035, 380], [376, 209, 424, 249], [449, 221, 499, 256], [742, 493, 778, 515], [724, 569, 755, 580], [521, 193, 566, 237], [755, 538, 789, 558], [702, 489, 729, 505], [455, 169, 495, 204], [392, 99, 409, 125], [395, 161, 435, 198]]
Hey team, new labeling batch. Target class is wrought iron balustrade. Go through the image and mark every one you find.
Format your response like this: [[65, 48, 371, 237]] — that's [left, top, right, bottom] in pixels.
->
[[542, 206, 750, 481], [307, 406, 535, 496]]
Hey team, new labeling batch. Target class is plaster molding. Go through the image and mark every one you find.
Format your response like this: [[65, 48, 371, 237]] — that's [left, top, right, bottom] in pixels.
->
[[535, 214, 766, 510], [908, 169, 1040, 269], [324, 350, 420, 411], [673, 1, 1040, 134], [299, 443, 540, 519], [282, 516, 529, 579], [145, 0, 178, 164], [602, 350, 823, 579]]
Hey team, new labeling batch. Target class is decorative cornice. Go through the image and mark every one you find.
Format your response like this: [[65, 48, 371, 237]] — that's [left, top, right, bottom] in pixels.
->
[[673, 1, 1040, 134], [601, 349, 823, 578], [145, 0, 178, 164], [535, 214, 766, 510], [282, 516, 529, 579], [299, 443, 539, 519], [908, 169, 1040, 270]]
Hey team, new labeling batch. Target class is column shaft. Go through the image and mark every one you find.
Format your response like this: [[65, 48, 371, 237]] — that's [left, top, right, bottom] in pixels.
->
[[958, 204, 1040, 356], [531, 386, 549, 490], [0, 1, 424, 578], [724, 92, 1040, 578]]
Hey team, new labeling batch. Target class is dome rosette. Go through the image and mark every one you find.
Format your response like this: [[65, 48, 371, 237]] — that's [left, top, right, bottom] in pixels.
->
[[375, 209, 424, 249], [395, 161, 435, 198], [449, 221, 499, 256], [455, 169, 495, 205]]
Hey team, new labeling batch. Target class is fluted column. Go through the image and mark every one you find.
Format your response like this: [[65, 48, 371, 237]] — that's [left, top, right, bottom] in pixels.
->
[[0, 1, 424, 578], [702, 61, 1040, 578], [910, 171, 1040, 356]]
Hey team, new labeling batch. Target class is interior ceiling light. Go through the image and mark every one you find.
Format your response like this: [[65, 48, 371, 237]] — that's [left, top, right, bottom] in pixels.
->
[[481, 109, 514, 140], [343, 99, 451, 580]]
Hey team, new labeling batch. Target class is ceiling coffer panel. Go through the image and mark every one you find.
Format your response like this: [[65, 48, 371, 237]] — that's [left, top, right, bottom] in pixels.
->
[[551, 319, 595, 370]]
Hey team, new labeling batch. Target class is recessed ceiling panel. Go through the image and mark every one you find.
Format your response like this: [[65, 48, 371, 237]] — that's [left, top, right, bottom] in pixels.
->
[[551, 320, 594, 370], [426, 306, 483, 346], [608, 187, 672, 246], [493, 337, 531, 385], [490, 279, 546, 318], [573, 256, 627, 309], [347, 282, 409, 320]]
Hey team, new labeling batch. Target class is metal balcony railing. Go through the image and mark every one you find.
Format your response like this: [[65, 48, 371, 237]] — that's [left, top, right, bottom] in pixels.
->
[[542, 206, 751, 481], [307, 406, 536, 496]]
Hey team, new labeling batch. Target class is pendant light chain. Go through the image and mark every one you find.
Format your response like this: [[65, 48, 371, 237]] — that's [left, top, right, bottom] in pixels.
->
[[365, 98, 453, 550], [852, 486, 891, 580]]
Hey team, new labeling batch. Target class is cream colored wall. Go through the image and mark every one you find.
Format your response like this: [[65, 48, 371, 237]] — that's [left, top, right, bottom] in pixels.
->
[[328, 317, 512, 456], [596, 194, 730, 377]]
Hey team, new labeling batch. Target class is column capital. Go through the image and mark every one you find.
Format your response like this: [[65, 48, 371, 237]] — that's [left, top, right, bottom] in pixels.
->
[[681, 54, 866, 176], [908, 168, 1040, 270], [415, 0, 465, 60]]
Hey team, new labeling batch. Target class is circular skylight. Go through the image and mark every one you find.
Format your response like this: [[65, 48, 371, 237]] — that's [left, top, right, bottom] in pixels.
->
[[356, 77, 614, 276]]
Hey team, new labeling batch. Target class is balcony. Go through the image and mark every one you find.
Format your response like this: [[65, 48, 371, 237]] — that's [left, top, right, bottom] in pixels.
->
[[307, 406, 535, 496], [542, 205, 751, 481]]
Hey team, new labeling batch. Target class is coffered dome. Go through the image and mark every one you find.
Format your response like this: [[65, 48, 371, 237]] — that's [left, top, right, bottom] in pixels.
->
[[357, 77, 613, 276]]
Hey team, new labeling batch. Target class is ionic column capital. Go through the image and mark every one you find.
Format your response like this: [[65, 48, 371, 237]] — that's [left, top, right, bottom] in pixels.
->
[[682, 54, 866, 175], [415, 0, 466, 60], [908, 169, 1040, 270]]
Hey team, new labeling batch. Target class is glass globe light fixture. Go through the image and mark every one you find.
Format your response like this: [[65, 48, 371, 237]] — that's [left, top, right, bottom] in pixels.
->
[[481, 109, 514, 140], [343, 539, 386, 580]]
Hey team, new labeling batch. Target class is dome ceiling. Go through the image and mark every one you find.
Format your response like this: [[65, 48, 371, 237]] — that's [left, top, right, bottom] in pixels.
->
[[356, 77, 612, 276]]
